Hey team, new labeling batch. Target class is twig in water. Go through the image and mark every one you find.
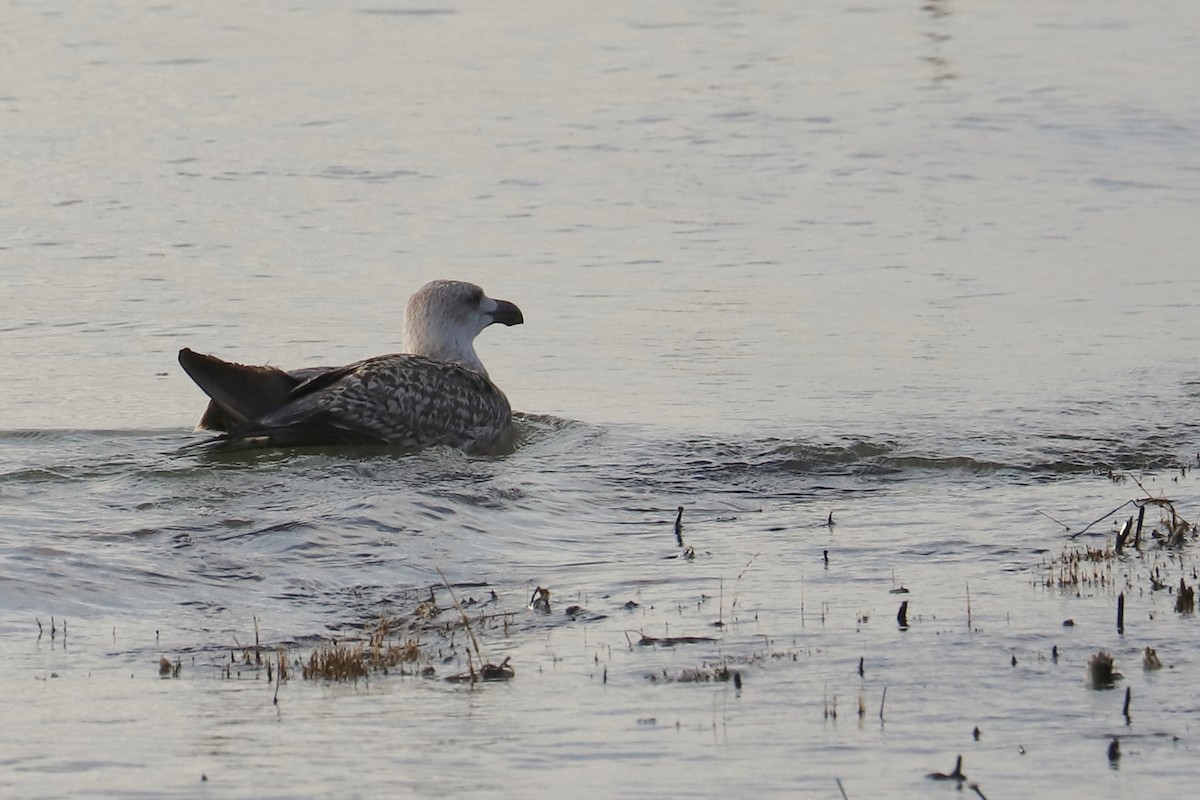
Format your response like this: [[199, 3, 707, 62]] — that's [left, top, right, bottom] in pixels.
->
[[1128, 473, 1154, 498], [728, 551, 762, 619], [666, 507, 695, 560], [1035, 509, 1070, 531], [966, 582, 972, 630], [1122, 686, 1131, 722], [800, 576, 805, 628], [1115, 517, 1132, 553], [879, 686, 887, 722], [436, 567, 485, 667], [927, 754, 966, 781], [836, 777, 849, 799], [715, 577, 725, 627], [1176, 578, 1195, 613], [1142, 647, 1161, 670], [1086, 650, 1121, 689], [274, 648, 289, 704], [1116, 592, 1125, 635], [529, 586, 552, 614], [1071, 500, 1135, 538]]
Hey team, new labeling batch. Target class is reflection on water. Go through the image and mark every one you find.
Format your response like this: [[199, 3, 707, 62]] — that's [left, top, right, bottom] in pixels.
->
[[920, 0, 957, 84]]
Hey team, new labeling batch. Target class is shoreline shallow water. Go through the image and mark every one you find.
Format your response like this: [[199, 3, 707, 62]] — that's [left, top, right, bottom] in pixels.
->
[[3, 422, 1200, 797]]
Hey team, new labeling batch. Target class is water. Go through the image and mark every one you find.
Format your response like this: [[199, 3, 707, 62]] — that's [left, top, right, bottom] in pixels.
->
[[3, 1, 1200, 797]]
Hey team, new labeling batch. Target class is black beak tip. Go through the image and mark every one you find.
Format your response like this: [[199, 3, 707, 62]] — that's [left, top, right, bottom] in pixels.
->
[[493, 300, 524, 327]]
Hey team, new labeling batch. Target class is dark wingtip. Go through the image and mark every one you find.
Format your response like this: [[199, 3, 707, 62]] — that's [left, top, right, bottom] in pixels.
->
[[178, 347, 208, 377], [177, 349, 297, 428], [179, 347, 209, 373]]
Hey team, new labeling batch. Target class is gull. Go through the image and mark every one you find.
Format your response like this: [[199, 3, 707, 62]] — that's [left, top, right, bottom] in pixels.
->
[[178, 279, 523, 452]]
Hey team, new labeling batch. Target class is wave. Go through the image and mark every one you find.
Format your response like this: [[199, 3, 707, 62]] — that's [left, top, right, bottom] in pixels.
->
[[630, 427, 1198, 492], [0, 417, 1194, 493]]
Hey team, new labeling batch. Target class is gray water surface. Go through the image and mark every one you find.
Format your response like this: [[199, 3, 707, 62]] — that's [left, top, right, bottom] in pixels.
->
[[3, 1, 1200, 797]]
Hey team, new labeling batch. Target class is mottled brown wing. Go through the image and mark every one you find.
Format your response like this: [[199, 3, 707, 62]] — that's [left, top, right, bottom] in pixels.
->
[[255, 354, 513, 451]]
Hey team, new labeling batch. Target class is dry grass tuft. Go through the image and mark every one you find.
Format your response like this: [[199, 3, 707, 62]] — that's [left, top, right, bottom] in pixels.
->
[[303, 643, 368, 682], [1086, 650, 1121, 689], [302, 614, 427, 682]]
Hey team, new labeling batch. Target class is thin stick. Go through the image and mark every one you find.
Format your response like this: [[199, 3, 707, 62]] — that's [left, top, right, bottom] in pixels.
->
[[436, 567, 485, 665], [1115, 517, 1132, 553], [836, 777, 849, 799], [1035, 509, 1070, 531], [717, 577, 724, 626], [1128, 473, 1155, 498], [1071, 500, 1135, 538], [729, 551, 762, 615], [966, 582, 972, 630], [879, 686, 887, 721], [800, 576, 805, 628]]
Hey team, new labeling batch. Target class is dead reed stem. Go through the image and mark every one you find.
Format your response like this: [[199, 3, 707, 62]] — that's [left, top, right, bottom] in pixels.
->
[[436, 566, 485, 666]]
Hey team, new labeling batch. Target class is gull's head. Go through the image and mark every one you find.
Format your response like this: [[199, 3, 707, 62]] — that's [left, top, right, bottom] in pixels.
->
[[402, 280, 523, 376]]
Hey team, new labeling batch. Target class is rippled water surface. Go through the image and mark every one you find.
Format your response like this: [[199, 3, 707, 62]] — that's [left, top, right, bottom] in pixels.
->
[[3, 1, 1200, 797]]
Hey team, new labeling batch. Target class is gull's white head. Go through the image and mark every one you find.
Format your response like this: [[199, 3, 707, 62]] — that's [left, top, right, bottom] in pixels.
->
[[402, 280, 524, 377]]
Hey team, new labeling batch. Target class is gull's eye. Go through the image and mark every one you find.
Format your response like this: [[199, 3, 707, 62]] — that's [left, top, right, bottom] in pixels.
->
[[468, 289, 484, 308]]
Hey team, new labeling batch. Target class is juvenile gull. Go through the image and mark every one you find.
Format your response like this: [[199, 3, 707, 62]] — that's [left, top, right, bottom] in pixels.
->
[[178, 280, 523, 452]]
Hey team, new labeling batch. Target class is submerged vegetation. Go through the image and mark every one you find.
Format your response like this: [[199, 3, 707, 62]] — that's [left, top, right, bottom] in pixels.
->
[[1041, 481, 1198, 595], [299, 574, 515, 684], [44, 466, 1198, 796], [300, 620, 424, 683]]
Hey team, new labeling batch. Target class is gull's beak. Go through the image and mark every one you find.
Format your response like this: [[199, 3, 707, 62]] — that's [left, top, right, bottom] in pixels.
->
[[490, 299, 524, 327]]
